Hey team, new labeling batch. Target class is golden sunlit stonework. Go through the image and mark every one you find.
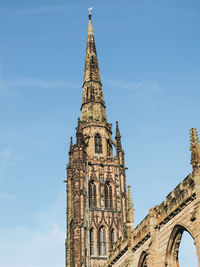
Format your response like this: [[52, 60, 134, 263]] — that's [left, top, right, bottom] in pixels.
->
[[65, 15, 200, 267]]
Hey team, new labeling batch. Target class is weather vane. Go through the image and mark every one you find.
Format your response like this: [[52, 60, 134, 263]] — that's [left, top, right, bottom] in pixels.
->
[[88, 7, 93, 16]]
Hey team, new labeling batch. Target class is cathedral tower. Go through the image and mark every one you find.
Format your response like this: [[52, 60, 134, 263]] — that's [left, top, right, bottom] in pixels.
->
[[65, 13, 133, 267]]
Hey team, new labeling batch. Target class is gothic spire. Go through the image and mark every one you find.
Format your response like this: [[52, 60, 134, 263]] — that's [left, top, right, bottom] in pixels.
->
[[83, 13, 101, 86], [190, 128, 200, 175], [80, 14, 107, 122]]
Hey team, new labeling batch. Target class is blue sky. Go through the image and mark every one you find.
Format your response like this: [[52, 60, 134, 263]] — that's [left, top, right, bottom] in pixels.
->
[[0, 0, 199, 266]]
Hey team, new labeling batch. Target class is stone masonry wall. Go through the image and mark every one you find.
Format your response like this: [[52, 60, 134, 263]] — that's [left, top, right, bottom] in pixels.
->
[[108, 173, 200, 266]]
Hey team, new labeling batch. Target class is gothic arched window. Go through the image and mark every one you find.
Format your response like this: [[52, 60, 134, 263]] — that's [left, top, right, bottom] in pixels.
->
[[110, 229, 115, 248], [107, 140, 112, 157], [98, 227, 107, 256], [95, 134, 102, 154], [89, 181, 97, 208], [90, 228, 94, 255], [105, 182, 113, 209]]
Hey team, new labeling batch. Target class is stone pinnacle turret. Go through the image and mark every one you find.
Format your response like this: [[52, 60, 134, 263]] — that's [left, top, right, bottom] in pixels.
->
[[190, 128, 200, 176]]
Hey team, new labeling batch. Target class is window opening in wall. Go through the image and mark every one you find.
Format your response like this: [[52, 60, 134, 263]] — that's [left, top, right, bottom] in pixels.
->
[[110, 229, 115, 249], [105, 182, 113, 209], [178, 231, 198, 267], [107, 140, 112, 157], [138, 251, 148, 267], [90, 228, 94, 256], [95, 134, 102, 153], [89, 181, 97, 208], [98, 227, 107, 256]]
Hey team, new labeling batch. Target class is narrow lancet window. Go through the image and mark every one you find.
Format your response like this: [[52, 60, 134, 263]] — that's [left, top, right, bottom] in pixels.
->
[[95, 134, 102, 153], [105, 182, 113, 209], [90, 228, 94, 255], [98, 227, 107, 256], [111, 229, 115, 249], [107, 140, 112, 157], [89, 181, 97, 208]]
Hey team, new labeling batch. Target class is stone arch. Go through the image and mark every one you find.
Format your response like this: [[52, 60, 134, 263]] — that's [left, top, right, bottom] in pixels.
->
[[138, 251, 148, 267], [165, 224, 198, 267]]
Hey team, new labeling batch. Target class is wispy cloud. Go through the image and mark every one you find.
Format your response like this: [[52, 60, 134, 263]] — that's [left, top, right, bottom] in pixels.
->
[[0, 77, 79, 92], [106, 80, 160, 93]]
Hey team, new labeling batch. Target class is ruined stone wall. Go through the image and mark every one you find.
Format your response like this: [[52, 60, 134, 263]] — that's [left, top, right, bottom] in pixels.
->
[[108, 173, 200, 266]]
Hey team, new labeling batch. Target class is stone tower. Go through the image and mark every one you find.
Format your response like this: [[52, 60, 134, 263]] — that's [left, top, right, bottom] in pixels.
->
[[65, 14, 134, 267]]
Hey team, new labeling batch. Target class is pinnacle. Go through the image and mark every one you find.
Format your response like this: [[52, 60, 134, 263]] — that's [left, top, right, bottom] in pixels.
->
[[115, 121, 121, 138], [127, 185, 134, 209], [190, 128, 199, 150], [70, 136, 73, 148]]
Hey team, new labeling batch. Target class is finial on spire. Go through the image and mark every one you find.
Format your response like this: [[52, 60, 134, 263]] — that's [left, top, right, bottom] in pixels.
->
[[190, 128, 200, 176], [88, 7, 93, 19]]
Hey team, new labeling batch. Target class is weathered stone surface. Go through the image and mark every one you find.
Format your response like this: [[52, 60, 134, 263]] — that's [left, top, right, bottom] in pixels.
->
[[65, 15, 129, 267], [108, 173, 200, 267], [66, 14, 200, 267]]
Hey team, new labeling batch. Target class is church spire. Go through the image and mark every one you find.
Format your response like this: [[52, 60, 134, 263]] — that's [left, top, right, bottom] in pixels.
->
[[190, 128, 200, 176], [83, 12, 101, 86], [80, 13, 107, 122]]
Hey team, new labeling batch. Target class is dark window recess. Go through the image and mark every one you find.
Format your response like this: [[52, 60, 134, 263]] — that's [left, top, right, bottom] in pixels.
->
[[89, 181, 97, 208], [95, 134, 102, 153], [90, 228, 94, 255], [105, 182, 113, 209]]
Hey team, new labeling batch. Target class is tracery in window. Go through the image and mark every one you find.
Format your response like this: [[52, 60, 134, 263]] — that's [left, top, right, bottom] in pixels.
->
[[105, 182, 113, 209], [98, 226, 107, 256], [95, 134, 102, 153], [89, 181, 97, 208]]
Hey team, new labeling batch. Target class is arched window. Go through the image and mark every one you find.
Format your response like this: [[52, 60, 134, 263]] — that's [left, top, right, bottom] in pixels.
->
[[105, 182, 113, 209], [107, 140, 112, 157], [89, 181, 96, 208], [98, 227, 107, 256], [110, 229, 115, 249], [138, 251, 148, 267], [165, 225, 198, 267], [95, 134, 102, 153], [90, 228, 94, 255]]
